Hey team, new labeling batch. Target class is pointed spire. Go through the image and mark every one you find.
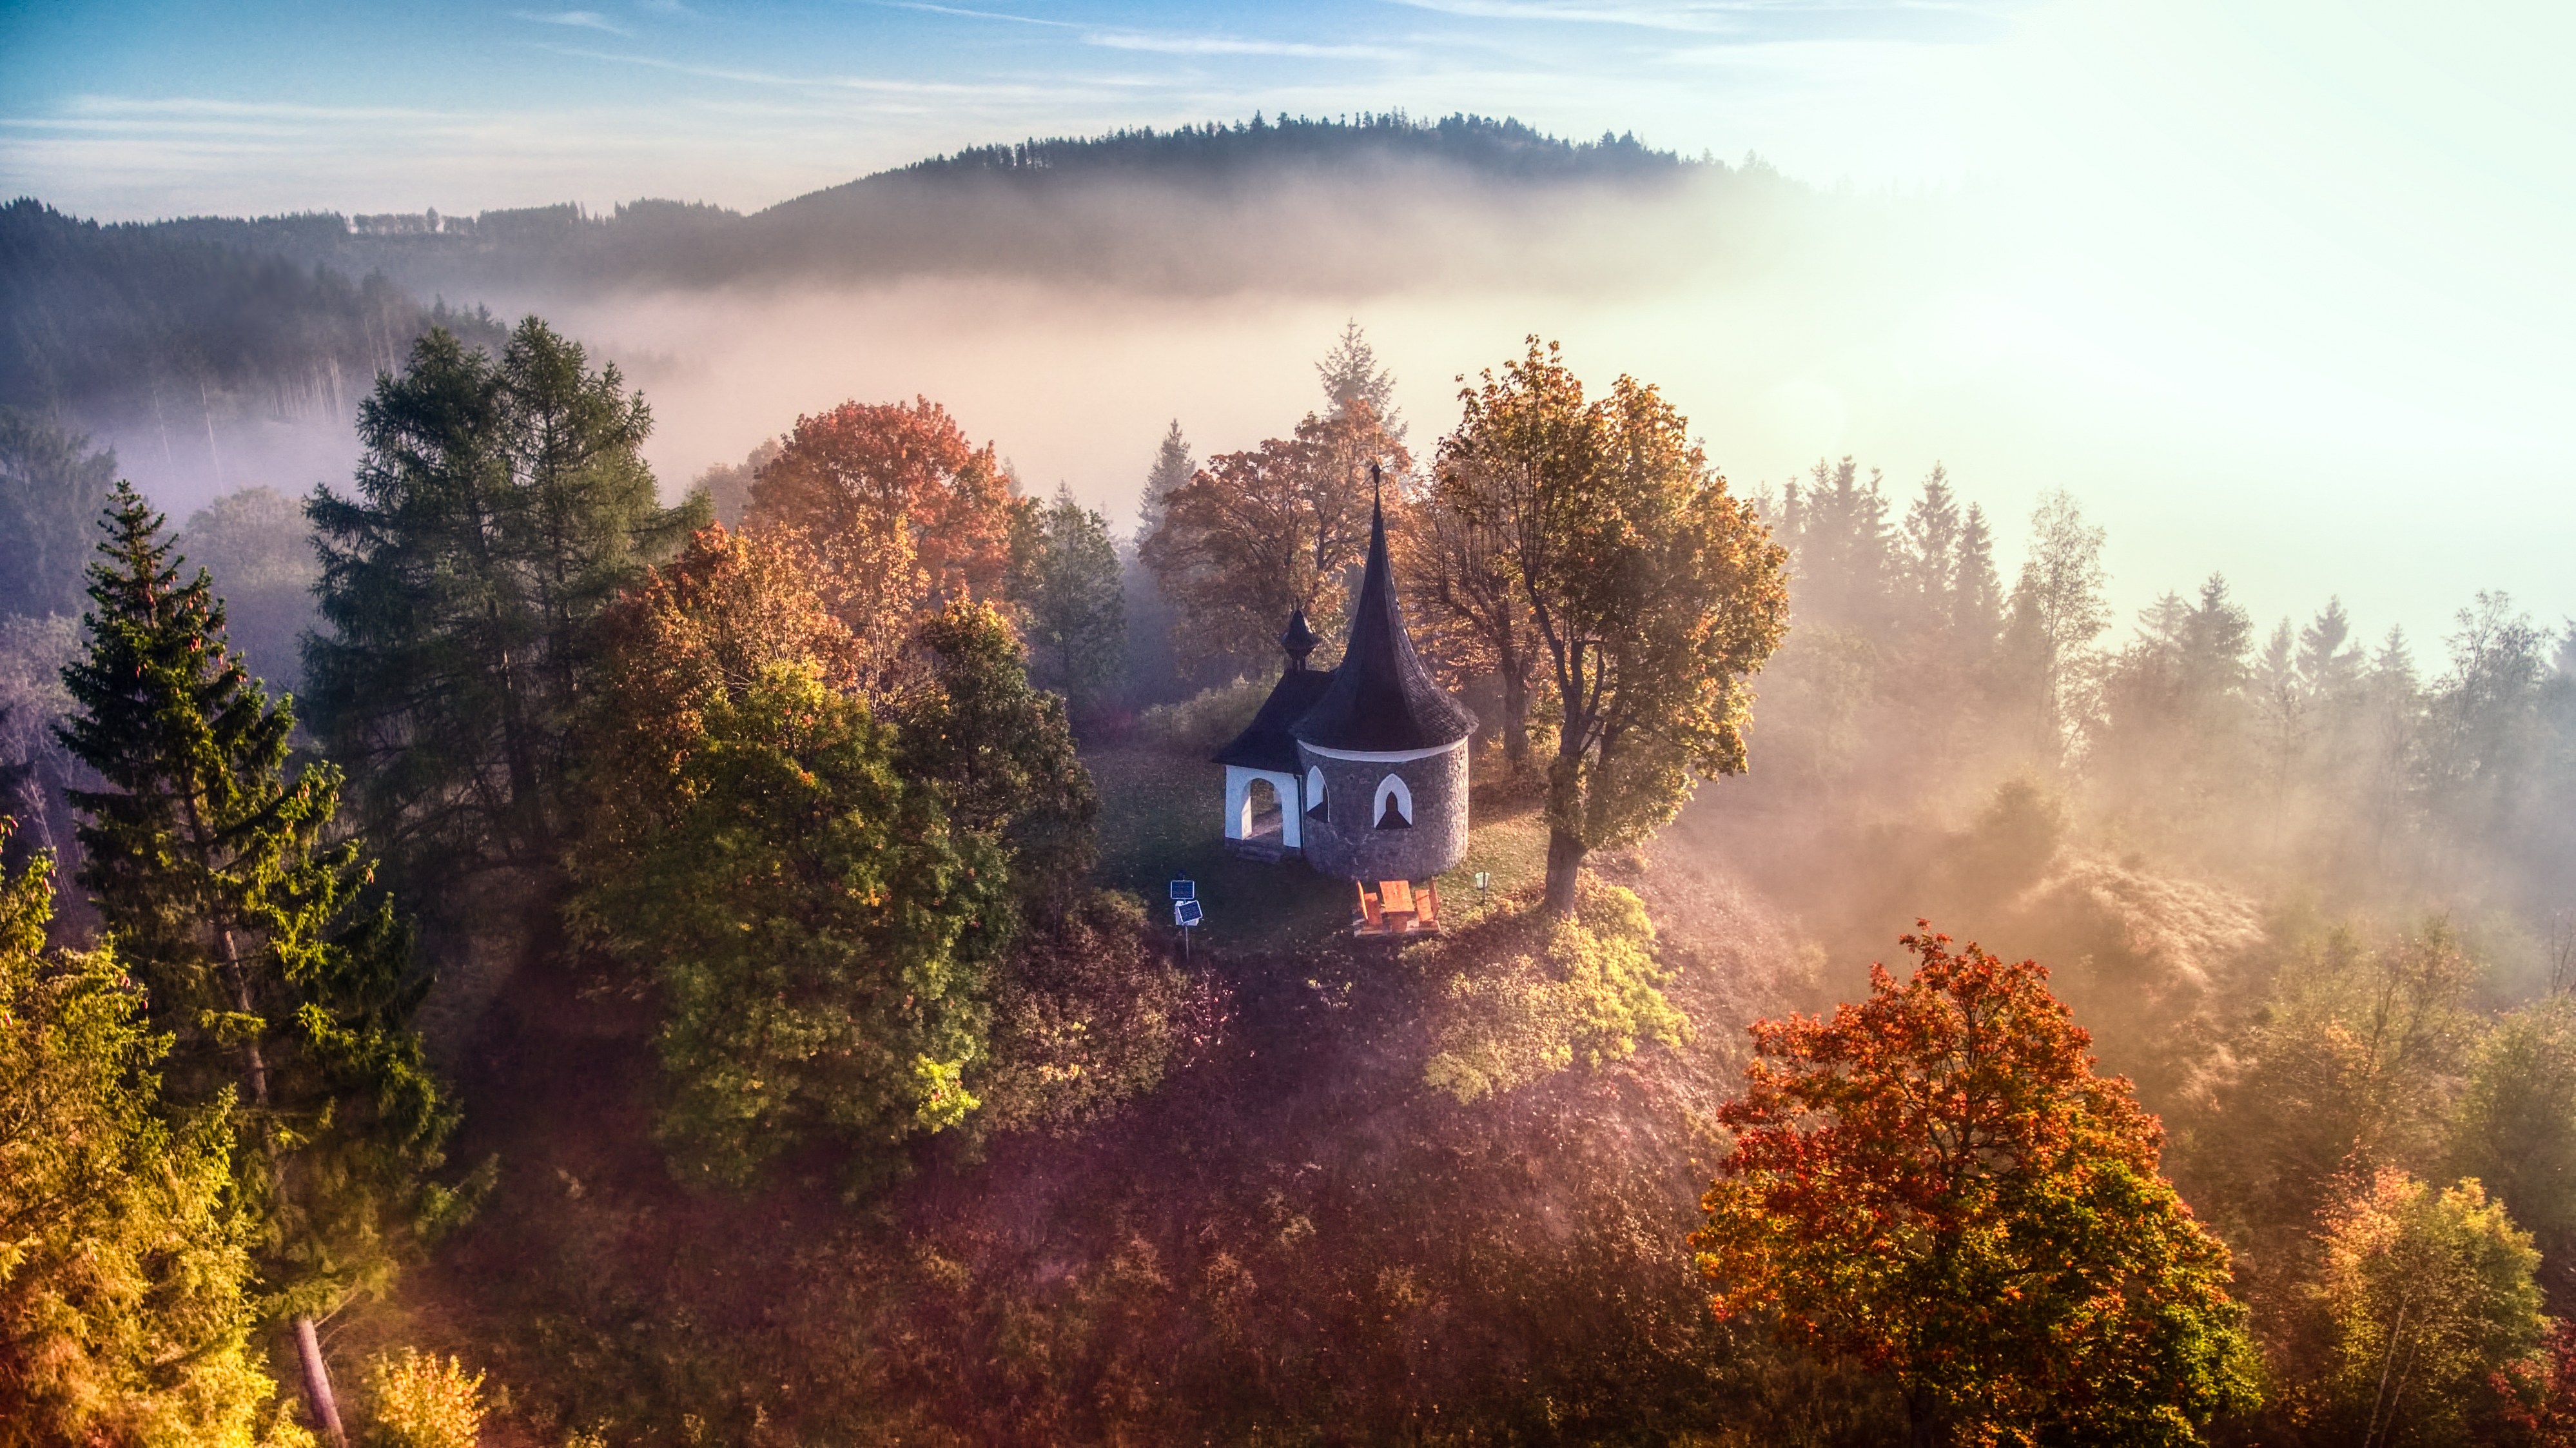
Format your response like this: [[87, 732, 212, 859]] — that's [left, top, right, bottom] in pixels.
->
[[1289, 465, 1478, 753]]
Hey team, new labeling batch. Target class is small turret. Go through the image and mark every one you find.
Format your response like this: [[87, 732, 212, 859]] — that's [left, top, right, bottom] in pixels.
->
[[1279, 607, 1320, 672]]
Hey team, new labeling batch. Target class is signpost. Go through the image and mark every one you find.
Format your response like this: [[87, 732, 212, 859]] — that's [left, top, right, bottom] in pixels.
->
[[1171, 880, 1200, 959]]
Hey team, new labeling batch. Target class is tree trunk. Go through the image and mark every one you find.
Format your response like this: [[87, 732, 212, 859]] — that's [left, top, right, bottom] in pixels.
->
[[1904, 1385, 1949, 1448], [295, 1315, 348, 1448], [1501, 663, 1530, 770], [1543, 824, 1584, 915]]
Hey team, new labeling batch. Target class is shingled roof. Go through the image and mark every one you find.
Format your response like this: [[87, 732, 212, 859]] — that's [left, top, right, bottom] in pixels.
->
[[1290, 496, 1478, 754], [1211, 667, 1334, 772]]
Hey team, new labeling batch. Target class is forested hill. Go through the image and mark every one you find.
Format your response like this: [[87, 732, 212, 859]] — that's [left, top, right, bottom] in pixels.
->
[[4, 112, 1779, 433], [0, 197, 503, 448], [881, 111, 1686, 184], [21, 113, 1744, 304]]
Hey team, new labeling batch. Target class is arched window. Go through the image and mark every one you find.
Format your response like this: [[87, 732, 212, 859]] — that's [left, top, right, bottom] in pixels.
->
[[1373, 774, 1413, 830], [1306, 765, 1327, 819]]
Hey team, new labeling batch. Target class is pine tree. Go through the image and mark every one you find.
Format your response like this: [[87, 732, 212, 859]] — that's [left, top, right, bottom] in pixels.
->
[[1898, 463, 1960, 623], [1952, 502, 2002, 647], [60, 482, 480, 1447], [1015, 484, 1126, 715], [1135, 419, 1193, 546], [304, 320, 703, 891], [1316, 319, 1402, 439]]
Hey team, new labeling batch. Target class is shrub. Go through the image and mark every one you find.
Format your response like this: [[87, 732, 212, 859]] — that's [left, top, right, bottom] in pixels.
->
[[977, 890, 1205, 1135], [1423, 884, 1687, 1103], [1135, 677, 1268, 756], [362, 1349, 485, 1448]]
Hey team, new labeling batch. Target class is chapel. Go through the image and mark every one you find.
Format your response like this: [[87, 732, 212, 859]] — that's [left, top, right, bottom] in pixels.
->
[[1213, 480, 1476, 918]]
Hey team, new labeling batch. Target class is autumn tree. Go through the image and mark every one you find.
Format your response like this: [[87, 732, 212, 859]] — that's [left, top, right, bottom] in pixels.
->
[[1439, 338, 1788, 913], [1140, 400, 1407, 675], [897, 599, 1099, 914], [746, 396, 1019, 621], [2308, 1169, 2542, 1446], [63, 484, 479, 1445], [1011, 483, 1126, 715], [2174, 923, 2477, 1265], [2447, 997, 2576, 1267], [569, 530, 1011, 1188], [1399, 461, 1541, 768], [304, 319, 703, 891], [0, 830, 276, 1448], [1694, 926, 2258, 1447]]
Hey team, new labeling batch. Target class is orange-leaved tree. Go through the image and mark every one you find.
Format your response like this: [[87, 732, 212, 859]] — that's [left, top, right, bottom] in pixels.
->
[[1693, 926, 2258, 1448], [746, 396, 1017, 621], [1139, 400, 1406, 675]]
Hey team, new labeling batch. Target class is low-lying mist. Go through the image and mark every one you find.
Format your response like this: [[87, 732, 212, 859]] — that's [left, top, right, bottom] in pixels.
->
[[55, 142, 2561, 655]]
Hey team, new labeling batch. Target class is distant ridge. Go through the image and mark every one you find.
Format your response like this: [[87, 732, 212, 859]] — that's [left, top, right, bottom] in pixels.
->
[[1, 112, 1788, 431], [880, 112, 1685, 186], [48, 113, 1710, 289]]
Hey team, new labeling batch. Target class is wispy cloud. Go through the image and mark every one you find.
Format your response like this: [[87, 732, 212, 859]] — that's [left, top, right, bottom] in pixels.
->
[[1081, 32, 1406, 61], [1385, 0, 2013, 39], [880, 4, 1405, 61], [542, 44, 1080, 99], [638, 0, 696, 14], [879, 2, 1080, 28], [512, 10, 634, 37]]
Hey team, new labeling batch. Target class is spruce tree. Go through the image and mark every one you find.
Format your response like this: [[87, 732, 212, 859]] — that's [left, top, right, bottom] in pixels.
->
[[304, 319, 703, 892], [60, 481, 479, 1447]]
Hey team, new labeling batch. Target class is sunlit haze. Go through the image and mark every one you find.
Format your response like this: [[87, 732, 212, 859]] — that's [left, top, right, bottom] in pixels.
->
[[5, 0, 2570, 644]]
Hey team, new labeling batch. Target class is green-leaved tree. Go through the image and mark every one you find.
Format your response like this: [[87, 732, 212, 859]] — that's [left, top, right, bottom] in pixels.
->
[[61, 483, 481, 1446], [570, 536, 1011, 1189], [1439, 338, 1789, 912], [0, 830, 277, 1448]]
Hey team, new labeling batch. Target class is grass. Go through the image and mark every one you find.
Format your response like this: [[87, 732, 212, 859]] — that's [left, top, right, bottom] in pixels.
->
[[1082, 745, 1350, 951]]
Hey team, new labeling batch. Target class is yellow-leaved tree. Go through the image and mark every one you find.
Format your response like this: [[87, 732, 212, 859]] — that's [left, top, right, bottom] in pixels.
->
[[1439, 338, 1790, 912]]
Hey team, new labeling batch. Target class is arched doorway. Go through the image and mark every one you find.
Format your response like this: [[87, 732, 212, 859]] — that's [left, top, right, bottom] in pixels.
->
[[1240, 777, 1283, 843]]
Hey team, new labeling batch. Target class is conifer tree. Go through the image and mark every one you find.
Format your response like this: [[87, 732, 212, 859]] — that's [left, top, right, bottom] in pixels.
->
[[1013, 484, 1126, 715], [1135, 419, 1193, 546], [60, 482, 479, 1447], [1316, 319, 1403, 439], [304, 320, 703, 890]]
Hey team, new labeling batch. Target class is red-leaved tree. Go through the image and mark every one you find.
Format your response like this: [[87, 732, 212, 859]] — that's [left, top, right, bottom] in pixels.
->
[[1693, 925, 2258, 1447], [746, 396, 1018, 620]]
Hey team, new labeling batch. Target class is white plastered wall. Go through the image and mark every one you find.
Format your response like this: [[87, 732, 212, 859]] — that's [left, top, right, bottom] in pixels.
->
[[1222, 765, 1304, 849]]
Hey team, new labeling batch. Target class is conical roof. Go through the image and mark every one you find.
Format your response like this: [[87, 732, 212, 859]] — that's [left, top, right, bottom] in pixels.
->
[[1291, 493, 1478, 754]]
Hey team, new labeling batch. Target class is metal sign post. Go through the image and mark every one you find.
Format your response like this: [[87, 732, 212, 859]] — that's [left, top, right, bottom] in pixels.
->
[[1168, 878, 1197, 957]]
